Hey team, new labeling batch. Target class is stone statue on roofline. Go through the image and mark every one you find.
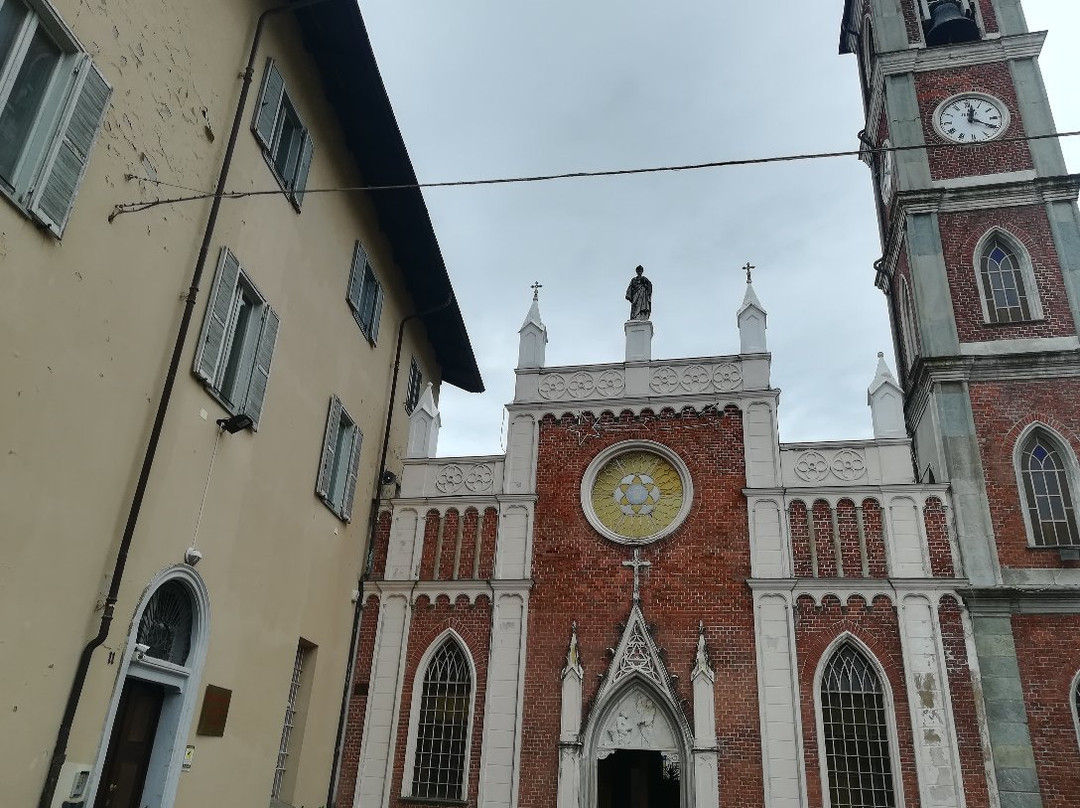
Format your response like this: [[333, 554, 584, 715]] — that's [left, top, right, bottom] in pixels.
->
[[626, 265, 653, 321]]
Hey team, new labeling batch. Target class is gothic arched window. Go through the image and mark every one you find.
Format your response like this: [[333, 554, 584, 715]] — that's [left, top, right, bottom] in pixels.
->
[[1072, 672, 1080, 752], [136, 579, 194, 665], [898, 276, 919, 372], [410, 637, 473, 800], [1019, 429, 1079, 547], [819, 644, 896, 808], [979, 234, 1033, 324]]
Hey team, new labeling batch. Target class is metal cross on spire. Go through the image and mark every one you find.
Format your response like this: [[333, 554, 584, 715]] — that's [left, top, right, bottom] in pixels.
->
[[743, 262, 756, 284], [622, 547, 652, 604], [531, 281, 543, 301]]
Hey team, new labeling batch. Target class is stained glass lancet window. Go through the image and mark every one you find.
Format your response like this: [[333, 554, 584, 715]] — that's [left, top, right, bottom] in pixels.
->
[[412, 638, 472, 800], [1020, 430, 1079, 547], [980, 236, 1032, 323], [820, 644, 896, 808]]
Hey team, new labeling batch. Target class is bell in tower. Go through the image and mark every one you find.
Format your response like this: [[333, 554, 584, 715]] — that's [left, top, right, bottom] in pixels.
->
[[924, 0, 981, 46]]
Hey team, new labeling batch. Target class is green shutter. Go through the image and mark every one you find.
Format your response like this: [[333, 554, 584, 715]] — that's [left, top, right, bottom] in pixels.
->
[[369, 282, 384, 344], [252, 59, 284, 150], [316, 396, 343, 500], [347, 241, 367, 313], [290, 130, 314, 208], [193, 248, 241, 384], [29, 58, 111, 237], [340, 425, 363, 522], [243, 305, 279, 430]]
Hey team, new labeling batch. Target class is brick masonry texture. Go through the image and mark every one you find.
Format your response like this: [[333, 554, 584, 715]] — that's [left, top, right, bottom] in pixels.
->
[[1012, 614, 1080, 808], [517, 406, 764, 808], [795, 594, 922, 808], [915, 63, 1033, 181], [388, 595, 493, 808], [336, 595, 381, 808], [938, 206, 1074, 343], [789, 499, 890, 578], [968, 379, 1080, 569], [925, 497, 956, 576]]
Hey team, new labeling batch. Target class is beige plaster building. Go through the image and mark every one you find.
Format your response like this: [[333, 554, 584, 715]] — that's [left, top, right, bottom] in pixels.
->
[[0, 2, 482, 807]]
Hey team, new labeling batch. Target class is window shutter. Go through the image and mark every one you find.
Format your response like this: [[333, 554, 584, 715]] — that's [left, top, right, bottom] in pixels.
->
[[340, 427, 363, 522], [193, 248, 242, 384], [347, 241, 367, 313], [290, 131, 314, 208], [29, 58, 112, 237], [252, 59, 284, 150], [316, 396, 343, 500], [243, 306, 280, 430], [369, 282, 384, 344]]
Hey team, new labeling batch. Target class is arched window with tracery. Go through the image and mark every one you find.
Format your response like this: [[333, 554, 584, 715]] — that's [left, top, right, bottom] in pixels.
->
[[410, 637, 473, 800], [898, 276, 919, 372], [819, 644, 896, 808], [1019, 429, 1079, 547], [979, 234, 1034, 324], [136, 579, 194, 665]]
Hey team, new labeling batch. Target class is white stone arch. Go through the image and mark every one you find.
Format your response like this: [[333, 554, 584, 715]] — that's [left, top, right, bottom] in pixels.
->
[[583, 673, 694, 808], [972, 227, 1044, 323], [86, 564, 211, 808], [813, 632, 905, 808], [1011, 421, 1080, 547], [401, 628, 479, 801], [1071, 668, 1080, 753], [898, 274, 920, 372]]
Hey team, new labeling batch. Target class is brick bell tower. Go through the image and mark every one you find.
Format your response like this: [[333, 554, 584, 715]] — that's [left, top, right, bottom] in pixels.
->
[[841, 2, 1080, 806]]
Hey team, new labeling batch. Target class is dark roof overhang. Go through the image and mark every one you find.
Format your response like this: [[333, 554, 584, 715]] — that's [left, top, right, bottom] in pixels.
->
[[839, 0, 858, 54], [294, 0, 484, 393]]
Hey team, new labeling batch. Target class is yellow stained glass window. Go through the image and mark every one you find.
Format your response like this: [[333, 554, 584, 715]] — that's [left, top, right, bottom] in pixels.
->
[[590, 450, 684, 541]]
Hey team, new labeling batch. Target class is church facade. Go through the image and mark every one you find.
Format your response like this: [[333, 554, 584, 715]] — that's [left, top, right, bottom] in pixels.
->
[[336, 2, 1080, 807]]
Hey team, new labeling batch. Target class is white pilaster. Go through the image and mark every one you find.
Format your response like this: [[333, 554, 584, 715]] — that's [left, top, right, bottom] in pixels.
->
[[405, 383, 440, 459], [557, 624, 584, 808], [692, 622, 720, 808], [624, 319, 653, 362], [868, 353, 906, 439]]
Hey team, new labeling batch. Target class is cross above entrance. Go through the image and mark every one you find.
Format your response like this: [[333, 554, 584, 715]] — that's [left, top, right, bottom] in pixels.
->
[[622, 548, 651, 604], [743, 262, 755, 284], [531, 281, 543, 301]]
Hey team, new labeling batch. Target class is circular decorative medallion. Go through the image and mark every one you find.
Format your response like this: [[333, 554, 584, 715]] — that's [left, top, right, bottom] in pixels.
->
[[581, 441, 693, 545]]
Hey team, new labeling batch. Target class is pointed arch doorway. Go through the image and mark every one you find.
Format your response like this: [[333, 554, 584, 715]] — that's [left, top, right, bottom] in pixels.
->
[[597, 749, 680, 808]]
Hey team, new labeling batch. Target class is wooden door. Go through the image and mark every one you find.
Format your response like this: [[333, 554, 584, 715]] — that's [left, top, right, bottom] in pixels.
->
[[94, 679, 164, 808]]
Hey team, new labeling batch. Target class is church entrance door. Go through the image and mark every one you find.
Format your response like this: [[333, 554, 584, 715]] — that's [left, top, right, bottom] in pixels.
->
[[94, 679, 164, 808], [597, 749, 680, 808]]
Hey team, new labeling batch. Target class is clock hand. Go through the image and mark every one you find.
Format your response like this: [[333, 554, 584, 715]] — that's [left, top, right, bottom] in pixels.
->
[[970, 117, 1000, 128]]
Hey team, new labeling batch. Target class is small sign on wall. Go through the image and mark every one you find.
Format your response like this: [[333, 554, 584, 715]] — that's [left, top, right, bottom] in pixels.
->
[[196, 684, 232, 737], [183, 745, 195, 771]]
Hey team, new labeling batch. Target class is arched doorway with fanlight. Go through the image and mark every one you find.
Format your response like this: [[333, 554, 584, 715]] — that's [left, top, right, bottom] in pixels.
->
[[89, 566, 210, 808]]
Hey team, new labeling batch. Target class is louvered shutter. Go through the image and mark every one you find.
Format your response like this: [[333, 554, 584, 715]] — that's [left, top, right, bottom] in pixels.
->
[[347, 242, 367, 313], [252, 59, 284, 150], [243, 306, 279, 430], [290, 131, 314, 208], [369, 282, 384, 344], [193, 248, 241, 384], [340, 425, 363, 522], [29, 58, 111, 237], [316, 396, 343, 500]]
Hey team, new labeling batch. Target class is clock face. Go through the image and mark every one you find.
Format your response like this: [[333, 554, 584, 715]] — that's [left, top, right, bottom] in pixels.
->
[[934, 94, 1009, 143], [585, 447, 688, 544]]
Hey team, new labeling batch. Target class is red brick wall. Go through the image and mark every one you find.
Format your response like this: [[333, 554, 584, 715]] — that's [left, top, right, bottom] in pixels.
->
[[968, 380, 1080, 569], [901, 0, 923, 44], [795, 594, 922, 808], [387, 594, 493, 808], [789, 498, 889, 578], [938, 206, 1074, 343], [1012, 614, 1080, 808], [335, 594, 381, 808], [915, 64, 1033, 181], [938, 597, 991, 808], [371, 509, 392, 579], [925, 497, 956, 576], [517, 406, 763, 808], [977, 0, 999, 34]]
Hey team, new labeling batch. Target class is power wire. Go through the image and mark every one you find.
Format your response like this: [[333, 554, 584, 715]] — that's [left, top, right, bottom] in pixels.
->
[[109, 129, 1080, 220]]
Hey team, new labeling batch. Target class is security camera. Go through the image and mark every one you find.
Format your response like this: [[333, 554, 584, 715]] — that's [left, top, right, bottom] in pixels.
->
[[133, 643, 150, 661], [184, 547, 203, 566]]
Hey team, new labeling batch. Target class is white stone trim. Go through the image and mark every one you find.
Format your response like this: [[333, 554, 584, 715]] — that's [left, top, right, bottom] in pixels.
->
[[1010, 421, 1080, 549], [1071, 668, 1080, 754], [931, 169, 1037, 189], [813, 633, 906, 808], [959, 606, 1002, 805], [400, 629, 478, 801], [85, 566, 211, 808], [579, 440, 694, 546], [972, 227, 1044, 324], [959, 336, 1080, 356]]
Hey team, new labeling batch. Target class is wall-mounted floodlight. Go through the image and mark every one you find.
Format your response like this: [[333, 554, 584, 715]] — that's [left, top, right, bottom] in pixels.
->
[[216, 413, 254, 433]]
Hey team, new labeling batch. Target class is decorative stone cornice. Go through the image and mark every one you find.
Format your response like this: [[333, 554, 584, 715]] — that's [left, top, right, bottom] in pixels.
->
[[960, 586, 1080, 615]]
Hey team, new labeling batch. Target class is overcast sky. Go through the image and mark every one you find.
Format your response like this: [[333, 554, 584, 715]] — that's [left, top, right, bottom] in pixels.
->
[[359, 1, 1080, 458]]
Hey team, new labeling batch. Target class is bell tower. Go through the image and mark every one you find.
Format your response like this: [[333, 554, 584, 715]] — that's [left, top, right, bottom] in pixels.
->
[[841, 2, 1080, 807]]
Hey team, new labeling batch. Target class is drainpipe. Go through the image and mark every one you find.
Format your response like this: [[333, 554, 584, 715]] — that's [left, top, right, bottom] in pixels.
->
[[37, 3, 329, 806], [327, 294, 453, 807]]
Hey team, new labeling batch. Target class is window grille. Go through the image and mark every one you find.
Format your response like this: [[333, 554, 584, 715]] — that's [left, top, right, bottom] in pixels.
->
[[412, 638, 472, 800], [980, 237, 1031, 323], [271, 643, 306, 799], [820, 645, 896, 808], [405, 358, 423, 414], [136, 580, 193, 666], [1020, 431, 1079, 547]]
